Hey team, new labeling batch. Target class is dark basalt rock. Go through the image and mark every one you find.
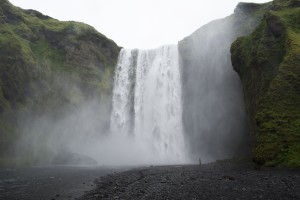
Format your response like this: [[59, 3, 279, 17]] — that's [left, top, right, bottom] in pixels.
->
[[266, 13, 285, 38], [234, 2, 262, 16]]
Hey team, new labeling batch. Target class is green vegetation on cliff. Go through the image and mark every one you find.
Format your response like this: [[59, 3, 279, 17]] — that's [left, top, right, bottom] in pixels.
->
[[0, 0, 120, 166], [231, 0, 300, 167]]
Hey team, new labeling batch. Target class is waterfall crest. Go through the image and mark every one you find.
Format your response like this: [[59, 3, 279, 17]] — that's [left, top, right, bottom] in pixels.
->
[[111, 45, 186, 164]]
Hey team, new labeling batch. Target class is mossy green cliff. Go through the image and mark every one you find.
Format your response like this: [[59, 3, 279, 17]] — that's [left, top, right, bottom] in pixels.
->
[[0, 0, 120, 165], [231, 0, 300, 167]]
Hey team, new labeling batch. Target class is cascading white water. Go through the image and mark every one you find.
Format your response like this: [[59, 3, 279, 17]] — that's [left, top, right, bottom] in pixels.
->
[[111, 45, 186, 164]]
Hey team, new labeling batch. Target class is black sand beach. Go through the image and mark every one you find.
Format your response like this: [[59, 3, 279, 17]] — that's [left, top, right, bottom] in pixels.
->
[[80, 162, 300, 200]]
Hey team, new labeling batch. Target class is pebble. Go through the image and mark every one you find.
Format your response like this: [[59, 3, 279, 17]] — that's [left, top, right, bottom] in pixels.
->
[[79, 163, 300, 200]]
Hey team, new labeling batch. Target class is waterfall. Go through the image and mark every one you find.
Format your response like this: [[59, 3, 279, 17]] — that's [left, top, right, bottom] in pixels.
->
[[110, 45, 186, 163]]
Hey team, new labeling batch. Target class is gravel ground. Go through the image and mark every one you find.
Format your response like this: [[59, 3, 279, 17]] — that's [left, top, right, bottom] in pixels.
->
[[80, 162, 300, 200]]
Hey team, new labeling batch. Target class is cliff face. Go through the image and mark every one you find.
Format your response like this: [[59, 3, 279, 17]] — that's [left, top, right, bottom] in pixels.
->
[[178, 2, 272, 162], [231, 0, 300, 167], [0, 0, 120, 164]]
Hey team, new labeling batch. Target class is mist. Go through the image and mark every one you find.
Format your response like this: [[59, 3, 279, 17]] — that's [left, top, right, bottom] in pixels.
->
[[12, 4, 261, 167], [179, 11, 255, 163], [14, 68, 187, 166], [15, 98, 189, 166]]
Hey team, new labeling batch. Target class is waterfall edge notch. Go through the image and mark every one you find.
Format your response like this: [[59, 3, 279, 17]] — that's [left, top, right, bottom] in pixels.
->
[[110, 45, 188, 165]]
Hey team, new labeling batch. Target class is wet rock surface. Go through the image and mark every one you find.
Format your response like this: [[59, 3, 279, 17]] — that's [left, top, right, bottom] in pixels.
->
[[81, 162, 300, 200]]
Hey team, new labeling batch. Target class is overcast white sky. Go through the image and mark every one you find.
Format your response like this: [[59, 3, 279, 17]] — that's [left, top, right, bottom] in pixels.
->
[[9, 0, 270, 49]]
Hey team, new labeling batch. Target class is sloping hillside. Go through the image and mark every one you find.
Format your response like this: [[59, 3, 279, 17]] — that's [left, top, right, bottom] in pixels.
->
[[0, 0, 120, 165]]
